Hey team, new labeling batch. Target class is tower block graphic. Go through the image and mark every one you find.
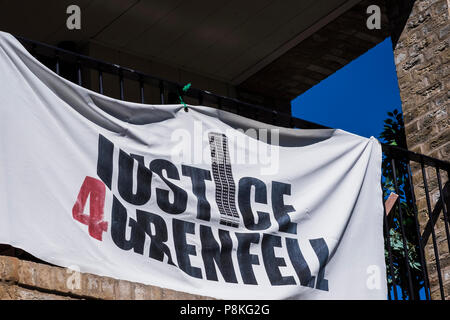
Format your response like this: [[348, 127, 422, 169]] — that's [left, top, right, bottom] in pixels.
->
[[208, 132, 240, 228]]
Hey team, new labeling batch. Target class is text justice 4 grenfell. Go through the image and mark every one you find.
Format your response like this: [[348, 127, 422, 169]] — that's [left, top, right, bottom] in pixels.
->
[[72, 134, 329, 290]]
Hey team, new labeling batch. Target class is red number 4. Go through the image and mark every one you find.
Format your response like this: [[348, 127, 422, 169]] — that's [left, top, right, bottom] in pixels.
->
[[72, 176, 108, 241]]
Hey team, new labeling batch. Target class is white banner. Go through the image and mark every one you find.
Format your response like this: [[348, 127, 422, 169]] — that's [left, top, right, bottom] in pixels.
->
[[0, 31, 386, 299]]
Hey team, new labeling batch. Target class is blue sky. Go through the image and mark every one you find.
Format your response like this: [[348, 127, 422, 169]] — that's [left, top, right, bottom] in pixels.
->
[[291, 37, 402, 139], [291, 37, 428, 300]]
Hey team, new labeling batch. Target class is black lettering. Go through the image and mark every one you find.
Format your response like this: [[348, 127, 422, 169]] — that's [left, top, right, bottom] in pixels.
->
[[238, 177, 271, 231], [271, 181, 297, 234], [172, 218, 202, 279], [236, 233, 260, 285], [111, 196, 145, 254], [150, 159, 187, 214], [182, 165, 212, 221], [118, 151, 152, 205], [262, 234, 296, 286], [136, 210, 175, 265], [286, 238, 315, 288], [310, 238, 329, 291], [199, 225, 237, 283], [97, 134, 114, 189]]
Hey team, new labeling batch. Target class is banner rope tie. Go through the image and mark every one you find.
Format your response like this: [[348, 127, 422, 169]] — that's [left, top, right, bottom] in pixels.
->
[[179, 83, 191, 112]]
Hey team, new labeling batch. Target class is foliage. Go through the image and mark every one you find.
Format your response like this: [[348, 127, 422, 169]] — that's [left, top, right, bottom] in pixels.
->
[[379, 109, 425, 300]]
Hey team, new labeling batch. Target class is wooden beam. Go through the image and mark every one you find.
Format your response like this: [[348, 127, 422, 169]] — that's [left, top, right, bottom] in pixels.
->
[[385, 192, 399, 217]]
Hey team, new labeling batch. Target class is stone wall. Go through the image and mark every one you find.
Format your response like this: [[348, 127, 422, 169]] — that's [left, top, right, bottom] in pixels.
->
[[390, 0, 450, 299], [0, 255, 213, 300]]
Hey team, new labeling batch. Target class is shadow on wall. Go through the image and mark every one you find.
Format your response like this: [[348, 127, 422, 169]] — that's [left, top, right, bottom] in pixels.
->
[[0, 244, 56, 266]]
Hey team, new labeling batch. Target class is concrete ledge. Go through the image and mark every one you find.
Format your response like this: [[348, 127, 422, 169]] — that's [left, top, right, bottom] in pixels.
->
[[0, 255, 214, 300]]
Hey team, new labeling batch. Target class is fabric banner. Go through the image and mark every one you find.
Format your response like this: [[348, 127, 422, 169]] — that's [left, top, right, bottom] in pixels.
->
[[0, 31, 386, 299]]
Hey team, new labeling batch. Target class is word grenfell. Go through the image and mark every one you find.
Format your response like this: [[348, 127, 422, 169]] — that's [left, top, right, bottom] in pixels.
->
[[73, 134, 330, 290]]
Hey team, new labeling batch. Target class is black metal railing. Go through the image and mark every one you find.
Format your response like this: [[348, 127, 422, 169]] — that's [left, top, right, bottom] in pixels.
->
[[381, 147, 450, 300], [5, 35, 450, 300]]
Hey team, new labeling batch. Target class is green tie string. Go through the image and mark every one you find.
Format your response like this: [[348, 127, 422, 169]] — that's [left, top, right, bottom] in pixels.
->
[[179, 83, 191, 111]]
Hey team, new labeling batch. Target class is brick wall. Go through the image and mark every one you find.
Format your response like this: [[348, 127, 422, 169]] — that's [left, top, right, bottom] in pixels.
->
[[390, 0, 450, 299], [0, 256, 214, 300]]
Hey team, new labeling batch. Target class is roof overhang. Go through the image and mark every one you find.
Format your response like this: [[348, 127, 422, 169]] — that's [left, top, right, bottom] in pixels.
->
[[0, 0, 389, 103]]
